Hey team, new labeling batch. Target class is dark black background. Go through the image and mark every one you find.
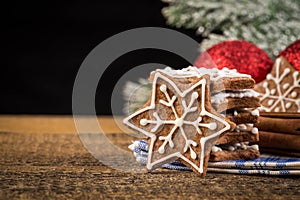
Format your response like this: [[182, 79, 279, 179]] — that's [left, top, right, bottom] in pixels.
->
[[2, 0, 201, 115]]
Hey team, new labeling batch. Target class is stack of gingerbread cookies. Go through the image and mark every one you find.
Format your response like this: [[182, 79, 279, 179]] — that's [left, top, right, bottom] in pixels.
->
[[254, 57, 300, 157], [152, 66, 262, 162], [124, 66, 262, 176]]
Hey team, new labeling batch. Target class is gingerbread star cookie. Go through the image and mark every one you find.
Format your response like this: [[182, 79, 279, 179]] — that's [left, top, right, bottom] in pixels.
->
[[123, 71, 233, 176], [254, 57, 300, 112]]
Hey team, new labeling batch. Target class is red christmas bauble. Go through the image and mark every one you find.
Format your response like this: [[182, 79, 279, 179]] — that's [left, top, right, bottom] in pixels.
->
[[278, 39, 300, 71], [194, 40, 273, 83]]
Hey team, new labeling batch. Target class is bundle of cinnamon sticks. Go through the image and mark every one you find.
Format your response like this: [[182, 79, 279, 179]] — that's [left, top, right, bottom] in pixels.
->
[[255, 112, 300, 157]]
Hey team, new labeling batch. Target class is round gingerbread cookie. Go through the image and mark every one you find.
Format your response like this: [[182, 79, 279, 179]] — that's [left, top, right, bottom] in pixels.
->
[[254, 57, 300, 112]]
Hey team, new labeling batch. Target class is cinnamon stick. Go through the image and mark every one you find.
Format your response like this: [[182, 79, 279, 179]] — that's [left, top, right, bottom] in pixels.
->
[[259, 131, 300, 151], [260, 148, 300, 157], [260, 112, 300, 119], [255, 116, 300, 135]]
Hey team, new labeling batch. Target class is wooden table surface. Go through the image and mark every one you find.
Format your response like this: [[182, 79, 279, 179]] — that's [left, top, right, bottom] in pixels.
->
[[0, 115, 299, 199]]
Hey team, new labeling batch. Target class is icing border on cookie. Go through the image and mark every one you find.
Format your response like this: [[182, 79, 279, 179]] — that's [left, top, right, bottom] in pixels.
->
[[154, 66, 252, 81]]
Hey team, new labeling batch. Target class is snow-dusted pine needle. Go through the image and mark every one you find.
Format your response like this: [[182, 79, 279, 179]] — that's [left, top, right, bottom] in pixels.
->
[[123, 78, 152, 115]]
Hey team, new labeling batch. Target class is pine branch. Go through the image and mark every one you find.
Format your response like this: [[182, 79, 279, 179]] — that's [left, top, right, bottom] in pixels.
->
[[162, 0, 300, 58]]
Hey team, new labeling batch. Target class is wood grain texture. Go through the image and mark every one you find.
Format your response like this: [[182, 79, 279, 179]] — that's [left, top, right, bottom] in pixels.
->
[[0, 115, 125, 134], [0, 115, 300, 199]]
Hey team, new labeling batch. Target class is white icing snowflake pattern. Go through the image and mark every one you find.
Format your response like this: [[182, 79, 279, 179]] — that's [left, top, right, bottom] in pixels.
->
[[124, 72, 231, 174], [258, 58, 300, 112], [140, 83, 217, 160]]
